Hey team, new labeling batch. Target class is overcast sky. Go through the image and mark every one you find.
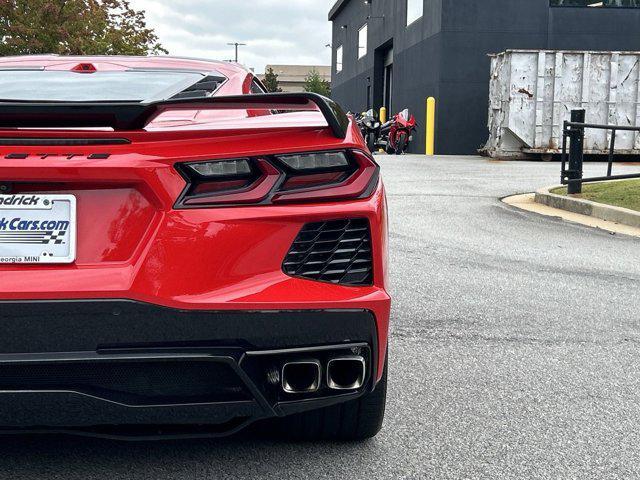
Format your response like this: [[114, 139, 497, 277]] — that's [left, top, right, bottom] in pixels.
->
[[129, 0, 336, 74]]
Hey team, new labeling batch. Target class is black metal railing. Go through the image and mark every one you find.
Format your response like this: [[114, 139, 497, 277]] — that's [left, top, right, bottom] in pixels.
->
[[561, 109, 640, 194]]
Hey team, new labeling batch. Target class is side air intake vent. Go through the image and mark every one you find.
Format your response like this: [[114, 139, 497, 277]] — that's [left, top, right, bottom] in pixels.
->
[[171, 75, 226, 99], [283, 219, 373, 286]]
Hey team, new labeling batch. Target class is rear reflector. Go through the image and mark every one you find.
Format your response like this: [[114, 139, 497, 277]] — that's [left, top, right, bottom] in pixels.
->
[[175, 150, 379, 208]]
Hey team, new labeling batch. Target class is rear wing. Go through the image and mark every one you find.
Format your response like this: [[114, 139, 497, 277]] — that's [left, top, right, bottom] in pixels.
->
[[0, 93, 350, 139]]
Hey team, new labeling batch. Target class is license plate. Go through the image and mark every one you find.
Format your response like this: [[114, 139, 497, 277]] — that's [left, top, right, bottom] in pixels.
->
[[0, 194, 76, 264]]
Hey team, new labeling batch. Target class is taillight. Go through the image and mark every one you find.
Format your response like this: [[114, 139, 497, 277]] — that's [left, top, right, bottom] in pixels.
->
[[175, 150, 379, 208], [176, 158, 280, 207], [271, 151, 378, 204]]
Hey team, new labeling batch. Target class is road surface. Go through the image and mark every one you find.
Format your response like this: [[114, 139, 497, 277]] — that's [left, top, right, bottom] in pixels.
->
[[2, 156, 639, 479]]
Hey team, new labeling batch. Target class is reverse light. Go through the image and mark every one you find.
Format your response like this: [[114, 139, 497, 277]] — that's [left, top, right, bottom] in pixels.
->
[[187, 159, 252, 177], [277, 152, 350, 171], [175, 150, 379, 208]]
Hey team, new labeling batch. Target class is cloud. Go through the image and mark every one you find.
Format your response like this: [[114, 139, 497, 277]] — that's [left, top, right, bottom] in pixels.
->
[[129, 0, 336, 73]]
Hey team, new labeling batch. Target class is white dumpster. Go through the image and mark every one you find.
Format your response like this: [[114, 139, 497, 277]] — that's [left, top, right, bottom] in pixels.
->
[[484, 49, 640, 159]]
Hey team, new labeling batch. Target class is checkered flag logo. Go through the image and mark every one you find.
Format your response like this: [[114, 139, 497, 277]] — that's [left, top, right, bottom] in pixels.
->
[[43, 231, 67, 245]]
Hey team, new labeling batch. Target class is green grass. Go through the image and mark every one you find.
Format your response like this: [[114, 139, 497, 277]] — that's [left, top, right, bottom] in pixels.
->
[[551, 179, 640, 212]]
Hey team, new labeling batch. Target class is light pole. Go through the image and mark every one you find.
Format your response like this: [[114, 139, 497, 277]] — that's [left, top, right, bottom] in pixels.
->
[[227, 42, 247, 62]]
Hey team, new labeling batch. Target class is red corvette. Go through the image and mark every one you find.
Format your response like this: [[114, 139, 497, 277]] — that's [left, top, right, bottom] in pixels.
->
[[0, 55, 390, 440]]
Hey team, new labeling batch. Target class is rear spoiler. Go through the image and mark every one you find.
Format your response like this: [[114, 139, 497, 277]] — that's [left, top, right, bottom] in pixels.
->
[[0, 93, 350, 139]]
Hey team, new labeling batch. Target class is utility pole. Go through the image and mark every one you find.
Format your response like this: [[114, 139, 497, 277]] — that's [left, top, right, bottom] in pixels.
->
[[227, 42, 247, 62]]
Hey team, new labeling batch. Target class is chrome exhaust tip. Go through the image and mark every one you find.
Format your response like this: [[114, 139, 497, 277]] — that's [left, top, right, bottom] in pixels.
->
[[281, 360, 321, 394], [327, 356, 366, 390]]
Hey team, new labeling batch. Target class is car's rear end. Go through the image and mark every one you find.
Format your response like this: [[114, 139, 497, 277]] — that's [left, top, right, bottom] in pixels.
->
[[0, 57, 390, 440]]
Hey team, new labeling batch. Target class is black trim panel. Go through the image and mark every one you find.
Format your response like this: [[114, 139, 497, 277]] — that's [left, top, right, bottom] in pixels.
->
[[0, 137, 129, 146], [0, 301, 379, 438], [0, 300, 376, 353]]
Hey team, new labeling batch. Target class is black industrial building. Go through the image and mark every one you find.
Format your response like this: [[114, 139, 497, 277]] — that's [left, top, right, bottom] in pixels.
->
[[329, 0, 640, 154]]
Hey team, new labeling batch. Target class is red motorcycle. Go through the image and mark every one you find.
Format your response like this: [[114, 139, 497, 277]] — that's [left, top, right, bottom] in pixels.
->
[[381, 108, 417, 155]]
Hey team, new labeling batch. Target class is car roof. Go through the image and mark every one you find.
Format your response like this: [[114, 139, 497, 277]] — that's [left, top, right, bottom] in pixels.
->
[[0, 55, 247, 77], [0, 55, 331, 133]]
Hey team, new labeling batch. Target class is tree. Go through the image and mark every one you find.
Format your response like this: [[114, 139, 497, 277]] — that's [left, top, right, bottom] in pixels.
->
[[303, 68, 331, 97], [262, 67, 282, 93], [0, 0, 168, 56]]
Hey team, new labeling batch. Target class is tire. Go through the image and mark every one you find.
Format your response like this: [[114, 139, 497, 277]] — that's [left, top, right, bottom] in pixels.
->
[[395, 132, 408, 155], [366, 132, 377, 153], [253, 354, 388, 441]]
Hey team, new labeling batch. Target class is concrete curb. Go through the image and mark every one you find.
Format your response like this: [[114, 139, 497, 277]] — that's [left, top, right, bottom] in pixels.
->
[[534, 185, 640, 229]]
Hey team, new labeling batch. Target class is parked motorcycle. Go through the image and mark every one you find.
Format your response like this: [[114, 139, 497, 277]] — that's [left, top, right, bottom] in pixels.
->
[[355, 109, 381, 153], [380, 109, 417, 155]]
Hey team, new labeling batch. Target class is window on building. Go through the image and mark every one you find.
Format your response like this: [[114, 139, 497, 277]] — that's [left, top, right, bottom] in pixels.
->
[[407, 0, 424, 25], [550, 0, 640, 6], [336, 45, 343, 73], [358, 24, 368, 59]]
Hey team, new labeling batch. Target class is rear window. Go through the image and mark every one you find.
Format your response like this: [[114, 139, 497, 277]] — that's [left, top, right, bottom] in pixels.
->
[[0, 70, 207, 102], [250, 78, 266, 94]]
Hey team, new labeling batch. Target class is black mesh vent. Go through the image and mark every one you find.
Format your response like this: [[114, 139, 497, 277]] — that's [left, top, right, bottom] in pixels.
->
[[283, 218, 373, 286], [171, 75, 225, 99], [0, 359, 250, 406]]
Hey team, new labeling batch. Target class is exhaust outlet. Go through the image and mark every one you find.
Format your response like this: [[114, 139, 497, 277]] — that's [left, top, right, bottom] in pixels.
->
[[327, 356, 366, 390], [281, 360, 321, 394]]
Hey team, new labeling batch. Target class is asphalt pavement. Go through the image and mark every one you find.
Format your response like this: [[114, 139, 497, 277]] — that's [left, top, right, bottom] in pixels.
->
[[1, 155, 640, 479]]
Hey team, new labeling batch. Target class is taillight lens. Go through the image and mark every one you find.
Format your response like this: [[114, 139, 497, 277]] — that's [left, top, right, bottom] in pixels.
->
[[280, 171, 347, 191], [187, 159, 252, 177], [277, 151, 350, 171], [175, 150, 379, 208]]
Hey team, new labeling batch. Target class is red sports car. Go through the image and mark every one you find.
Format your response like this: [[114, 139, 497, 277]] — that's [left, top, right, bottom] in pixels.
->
[[0, 55, 390, 440]]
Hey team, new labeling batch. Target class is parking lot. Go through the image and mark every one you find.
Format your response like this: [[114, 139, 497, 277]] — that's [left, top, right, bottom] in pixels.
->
[[1, 155, 639, 479]]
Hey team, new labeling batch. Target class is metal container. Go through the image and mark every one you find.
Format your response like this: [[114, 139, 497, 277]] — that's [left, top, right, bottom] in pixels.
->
[[484, 49, 640, 159]]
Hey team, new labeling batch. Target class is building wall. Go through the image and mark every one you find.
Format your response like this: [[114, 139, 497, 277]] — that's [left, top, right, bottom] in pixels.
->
[[437, 0, 550, 154], [330, 0, 640, 154], [331, 0, 442, 153], [548, 6, 640, 50]]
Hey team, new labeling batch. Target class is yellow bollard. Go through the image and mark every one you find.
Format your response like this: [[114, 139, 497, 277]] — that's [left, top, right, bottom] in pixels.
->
[[378, 107, 388, 154], [426, 97, 436, 156]]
